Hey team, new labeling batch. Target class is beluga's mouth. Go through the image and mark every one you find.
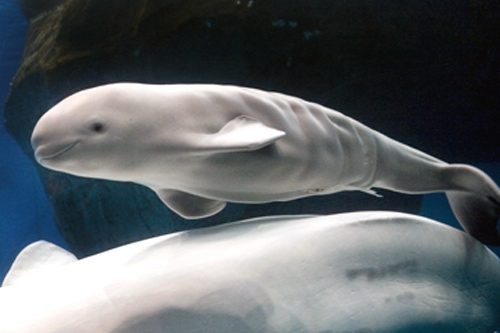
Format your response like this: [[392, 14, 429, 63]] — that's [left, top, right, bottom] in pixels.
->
[[35, 141, 79, 162]]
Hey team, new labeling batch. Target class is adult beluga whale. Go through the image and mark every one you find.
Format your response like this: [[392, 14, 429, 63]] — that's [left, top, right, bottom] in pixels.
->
[[1, 212, 500, 332], [30, 83, 500, 244]]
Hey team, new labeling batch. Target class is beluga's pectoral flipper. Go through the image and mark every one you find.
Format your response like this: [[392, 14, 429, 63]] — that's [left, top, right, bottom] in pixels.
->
[[194, 116, 286, 155], [154, 189, 227, 219]]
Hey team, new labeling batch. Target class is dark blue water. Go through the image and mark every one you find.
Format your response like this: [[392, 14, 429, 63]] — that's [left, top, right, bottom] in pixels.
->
[[0, 1, 69, 282]]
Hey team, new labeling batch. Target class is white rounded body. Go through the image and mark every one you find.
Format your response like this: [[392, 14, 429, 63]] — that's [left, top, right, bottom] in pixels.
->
[[30, 84, 500, 244], [1, 211, 500, 332], [33, 84, 387, 200]]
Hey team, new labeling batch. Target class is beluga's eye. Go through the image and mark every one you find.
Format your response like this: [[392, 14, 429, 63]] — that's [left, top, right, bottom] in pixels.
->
[[91, 121, 106, 133]]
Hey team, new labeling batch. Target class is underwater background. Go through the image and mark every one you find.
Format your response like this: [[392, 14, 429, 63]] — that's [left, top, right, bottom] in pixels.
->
[[0, 0, 69, 282], [1, 0, 499, 319]]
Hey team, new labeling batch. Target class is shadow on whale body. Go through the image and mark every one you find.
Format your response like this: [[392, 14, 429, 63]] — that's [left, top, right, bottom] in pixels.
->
[[1, 212, 500, 332], [30, 83, 500, 245]]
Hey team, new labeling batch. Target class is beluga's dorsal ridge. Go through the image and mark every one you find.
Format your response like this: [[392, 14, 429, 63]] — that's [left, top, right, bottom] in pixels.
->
[[1, 212, 500, 332], [31, 83, 500, 245]]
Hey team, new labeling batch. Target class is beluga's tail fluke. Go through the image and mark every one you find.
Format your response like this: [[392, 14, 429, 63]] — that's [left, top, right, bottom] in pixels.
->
[[370, 133, 500, 245], [444, 164, 500, 246]]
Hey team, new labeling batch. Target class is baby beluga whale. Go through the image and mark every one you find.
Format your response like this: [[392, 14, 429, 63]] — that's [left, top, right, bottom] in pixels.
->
[[31, 83, 500, 244]]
